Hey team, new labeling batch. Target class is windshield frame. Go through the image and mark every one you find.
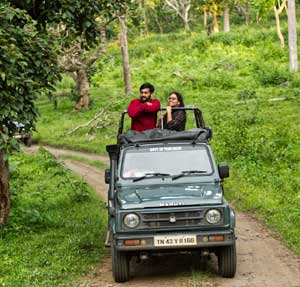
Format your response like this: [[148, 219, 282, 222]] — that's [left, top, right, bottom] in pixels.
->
[[119, 142, 214, 181]]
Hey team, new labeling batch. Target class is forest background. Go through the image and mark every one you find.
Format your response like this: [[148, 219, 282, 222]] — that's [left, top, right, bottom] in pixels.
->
[[1, 0, 300, 286]]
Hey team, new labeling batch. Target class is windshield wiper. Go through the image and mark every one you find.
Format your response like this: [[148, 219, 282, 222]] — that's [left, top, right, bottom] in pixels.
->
[[133, 172, 171, 182], [172, 170, 207, 181]]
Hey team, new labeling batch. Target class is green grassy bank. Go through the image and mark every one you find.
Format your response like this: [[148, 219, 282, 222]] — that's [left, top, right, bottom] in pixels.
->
[[34, 23, 300, 254], [0, 149, 107, 287]]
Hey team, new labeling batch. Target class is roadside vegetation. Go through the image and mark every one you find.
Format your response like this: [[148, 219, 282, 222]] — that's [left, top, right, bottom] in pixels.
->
[[34, 21, 300, 255], [0, 149, 107, 287]]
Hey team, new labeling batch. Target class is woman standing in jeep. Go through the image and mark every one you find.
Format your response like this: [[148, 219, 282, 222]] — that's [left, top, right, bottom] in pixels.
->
[[158, 92, 186, 131]]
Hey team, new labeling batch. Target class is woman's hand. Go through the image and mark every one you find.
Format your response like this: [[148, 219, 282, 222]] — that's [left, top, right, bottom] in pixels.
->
[[166, 106, 172, 122]]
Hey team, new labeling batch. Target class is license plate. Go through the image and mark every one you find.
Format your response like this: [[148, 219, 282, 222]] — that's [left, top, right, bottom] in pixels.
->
[[154, 235, 197, 247]]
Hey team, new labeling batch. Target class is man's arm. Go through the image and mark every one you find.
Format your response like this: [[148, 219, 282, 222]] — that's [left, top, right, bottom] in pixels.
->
[[144, 99, 161, 112], [128, 100, 146, 118]]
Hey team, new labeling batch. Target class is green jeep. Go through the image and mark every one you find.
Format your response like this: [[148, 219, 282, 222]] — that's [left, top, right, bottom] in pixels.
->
[[105, 106, 236, 282]]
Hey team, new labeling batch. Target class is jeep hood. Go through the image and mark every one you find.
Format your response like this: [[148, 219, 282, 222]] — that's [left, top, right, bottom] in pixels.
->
[[116, 184, 223, 209]]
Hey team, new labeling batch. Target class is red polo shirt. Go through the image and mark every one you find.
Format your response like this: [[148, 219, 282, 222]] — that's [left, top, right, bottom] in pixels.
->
[[127, 99, 161, 132]]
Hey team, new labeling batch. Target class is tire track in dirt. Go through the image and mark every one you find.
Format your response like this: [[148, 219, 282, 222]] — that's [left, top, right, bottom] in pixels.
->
[[25, 146, 300, 287], [79, 212, 300, 287], [26, 145, 110, 165]]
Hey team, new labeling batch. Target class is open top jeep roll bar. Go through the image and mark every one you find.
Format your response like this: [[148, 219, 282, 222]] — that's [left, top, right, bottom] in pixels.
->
[[117, 105, 206, 137]]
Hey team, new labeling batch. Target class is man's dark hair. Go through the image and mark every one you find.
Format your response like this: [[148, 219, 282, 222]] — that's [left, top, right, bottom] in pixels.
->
[[139, 82, 155, 93]]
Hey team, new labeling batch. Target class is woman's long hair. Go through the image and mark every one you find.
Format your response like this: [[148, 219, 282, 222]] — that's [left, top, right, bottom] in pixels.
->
[[169, 91, 185, 107]]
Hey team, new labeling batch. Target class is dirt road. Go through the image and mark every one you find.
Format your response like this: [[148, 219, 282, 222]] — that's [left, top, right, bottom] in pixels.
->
[[26, 146, 300, 287]]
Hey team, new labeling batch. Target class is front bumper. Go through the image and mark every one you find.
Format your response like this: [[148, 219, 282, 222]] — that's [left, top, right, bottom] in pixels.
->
[[114, 229, 235, 251]]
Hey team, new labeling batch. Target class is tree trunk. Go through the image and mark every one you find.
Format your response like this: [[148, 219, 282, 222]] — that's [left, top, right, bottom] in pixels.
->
[[153, 8, 163, 34], [140, 0, 148, 35], [74, 69, 89, 110], [203, 10, 207, 28], [256, 12, 261, 23], [184, 18, 190, 31], [0, 151, 10, 225], [119, 15, 133, 95], [274, 6, 285, 48], [288, 0, 298, 72], [244, 1, 250, 25], [223, 5, 230, 32], [212, 11, 219, 33], [165, 0, 191, 32], [182, 2, 191, 32]]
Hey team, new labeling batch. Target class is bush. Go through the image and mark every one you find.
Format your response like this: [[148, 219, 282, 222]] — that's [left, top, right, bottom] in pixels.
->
[[237, 88, 257, 101], [207, 29, 277, 47], [253, 63, 291, 86], [200, 71, 236, 89]]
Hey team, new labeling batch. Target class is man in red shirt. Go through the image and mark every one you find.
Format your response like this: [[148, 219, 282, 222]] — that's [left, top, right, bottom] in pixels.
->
[[128, 83, 161, 132]]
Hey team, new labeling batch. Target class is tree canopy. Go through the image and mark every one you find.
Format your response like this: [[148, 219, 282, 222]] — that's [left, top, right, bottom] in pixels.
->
[[0, 0, 128, 155], [0, 0, 129, 225], [9, 0, 127, 44], [0, 5, 60, 155]]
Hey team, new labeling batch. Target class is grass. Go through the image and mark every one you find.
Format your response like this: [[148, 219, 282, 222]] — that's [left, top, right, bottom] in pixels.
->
[[35, 20, 300, 254], [189, 270, 216, 287], [32, 21, 300, 256], [0, 149, 107, 287]]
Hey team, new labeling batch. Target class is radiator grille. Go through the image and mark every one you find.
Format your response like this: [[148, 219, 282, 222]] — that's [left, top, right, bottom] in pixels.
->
[[140, 209, 205, 229]]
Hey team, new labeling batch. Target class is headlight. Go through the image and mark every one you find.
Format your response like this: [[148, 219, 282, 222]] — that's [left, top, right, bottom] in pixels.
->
[[123, 213, 140, 228], [205, 209, 221, 224]]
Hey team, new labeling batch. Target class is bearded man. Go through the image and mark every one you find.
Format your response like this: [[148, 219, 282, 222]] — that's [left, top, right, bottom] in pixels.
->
[[127, 83, 161, 132]]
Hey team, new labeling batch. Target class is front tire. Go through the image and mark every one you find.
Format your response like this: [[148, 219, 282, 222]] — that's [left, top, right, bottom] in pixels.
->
[[217, 242, 237, 278], [112, 245, 130, 282]]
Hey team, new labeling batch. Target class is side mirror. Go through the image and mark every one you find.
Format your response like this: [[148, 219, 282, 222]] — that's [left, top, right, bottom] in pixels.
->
[[105, 169, 111, 184], [218, 163, 229, 179], [106, 144, 119, 160]]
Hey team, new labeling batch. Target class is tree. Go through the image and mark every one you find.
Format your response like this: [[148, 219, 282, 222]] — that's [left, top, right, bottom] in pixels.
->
[[165, 0, 192, 31], [273, 0, 287, 48], [196, 0, 224, 33], [210, 0, 220, 32], [251, 0, 287, 48], [0, 5, 60, 224], [0, 0, 128, 225], [119, 14, 133, 95], [143, 0, 164, 34], [9, 0, 126, 45], [234, 0, 251, 24], [202, 5, 209, 28], [222, 0, 241, 32], [138, 0, 149, 35], [223, 2, 230, 32], [287, 0, 298, 72], [58, 26, 108, 110]]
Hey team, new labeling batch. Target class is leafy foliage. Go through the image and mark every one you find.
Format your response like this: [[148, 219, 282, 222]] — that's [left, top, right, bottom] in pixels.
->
[[254, 63, 291, 86], [1, 0, 130, 155], [8, 0, 128, 45], [250, 0, 274, 18], [0, 5, 60, 155]]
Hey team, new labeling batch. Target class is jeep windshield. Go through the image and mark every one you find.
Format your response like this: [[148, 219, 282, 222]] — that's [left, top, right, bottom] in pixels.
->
[[121, 144, 213, 179]]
